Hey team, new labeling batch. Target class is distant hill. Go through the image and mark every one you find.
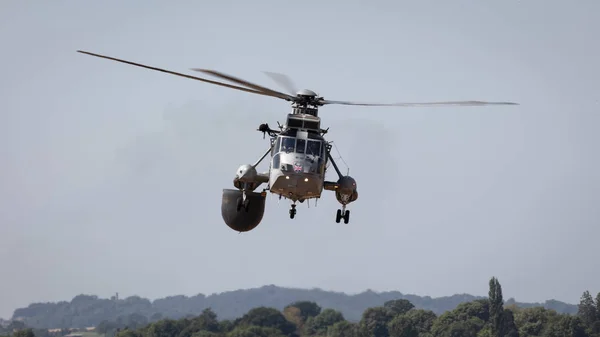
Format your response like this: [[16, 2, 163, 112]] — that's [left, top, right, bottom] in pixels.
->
[[11, 285, 578, 329]]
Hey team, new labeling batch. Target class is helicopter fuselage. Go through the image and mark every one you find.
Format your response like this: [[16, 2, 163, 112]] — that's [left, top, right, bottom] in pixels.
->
[[268, 130, 327, 202], [222, 112, 358, 231]]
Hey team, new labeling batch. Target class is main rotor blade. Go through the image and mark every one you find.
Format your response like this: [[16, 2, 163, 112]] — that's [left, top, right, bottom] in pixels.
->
[[191, 68, 294, 101], [320, 99, 519, 107], [76, 50, 279, 99], [263, 71, 298, 96]]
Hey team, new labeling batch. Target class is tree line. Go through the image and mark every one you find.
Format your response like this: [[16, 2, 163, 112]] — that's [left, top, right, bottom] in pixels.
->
[[3, 277, 600, 337], [8, 285, 578, 329]]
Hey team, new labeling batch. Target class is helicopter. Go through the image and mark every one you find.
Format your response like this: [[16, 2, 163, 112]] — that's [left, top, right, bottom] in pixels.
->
[[76, 50, 519, 232]]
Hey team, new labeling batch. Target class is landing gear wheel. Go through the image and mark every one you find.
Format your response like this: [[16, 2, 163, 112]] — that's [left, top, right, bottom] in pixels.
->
[[343, 210, 350, 224], [289, 204, 297, 219], [335, 209, 342, 223], [236, 197, 250, 212]]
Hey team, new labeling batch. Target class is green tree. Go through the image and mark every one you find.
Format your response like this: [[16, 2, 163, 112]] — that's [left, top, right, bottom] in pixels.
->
[[512, 306, 558, 337], [430, 301, 488, 337], [591, 321, 600, 336], [404, 309, 437, 334], [302, 309, 344, 336], [453, 300, 490, 322], [501, 309, 519, 337], [219, 320, 234, 334], [596, 293, 600, 321], [282, 302, 321, 332], [190, 332, 221, 337], [327, 321, 357, 337], [387, 315, 418, 337], [357, 307, 394, 337], [282, 306, 303, 332], [441, 319, 482, 337], [488, 277, 504, 337], [543, 315, 588, 337], [285, 302, 321, 322], [178, 308, 220, 337], [578, 291, 597, 327], [383, 300, 415, 317], [477, 325, 492, 337], [235, 307, 296, 336], [227, 325, 286, 337], [146, 319, 182, 337]]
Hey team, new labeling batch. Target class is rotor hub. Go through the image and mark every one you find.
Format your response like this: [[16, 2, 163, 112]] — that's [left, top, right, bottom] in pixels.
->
[[296, 89, 317, 97]]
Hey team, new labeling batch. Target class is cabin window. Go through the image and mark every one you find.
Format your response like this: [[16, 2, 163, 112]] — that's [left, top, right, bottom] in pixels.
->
[[306, 140, 321, 157], [272, 153, 280, 169], [296, 139, 306, 154], [281, 137, 295, 153]]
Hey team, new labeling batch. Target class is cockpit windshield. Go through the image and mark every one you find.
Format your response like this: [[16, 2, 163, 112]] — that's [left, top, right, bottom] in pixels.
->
[[306, 140, 322, 157], [281, 137, 295, 153], [276, 136, 322, 157], [296, 139, 306, 154]]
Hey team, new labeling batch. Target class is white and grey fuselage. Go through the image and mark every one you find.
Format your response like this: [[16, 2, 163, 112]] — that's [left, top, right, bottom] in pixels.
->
[[268, 128, 327, 202]]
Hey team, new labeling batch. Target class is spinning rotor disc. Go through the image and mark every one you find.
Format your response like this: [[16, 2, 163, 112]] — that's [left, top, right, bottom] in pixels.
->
[[76, 50, 519, 108]]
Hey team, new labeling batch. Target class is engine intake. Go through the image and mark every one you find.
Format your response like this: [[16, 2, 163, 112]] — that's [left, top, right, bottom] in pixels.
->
[[221, 189, 266, 232]]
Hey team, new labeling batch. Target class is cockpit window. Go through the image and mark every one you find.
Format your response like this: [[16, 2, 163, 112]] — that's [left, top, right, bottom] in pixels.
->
[[273, 137, 281, 155], [281, 137, 295, 153], [296, 139, 306, 154], [306, 140, 321, 157]]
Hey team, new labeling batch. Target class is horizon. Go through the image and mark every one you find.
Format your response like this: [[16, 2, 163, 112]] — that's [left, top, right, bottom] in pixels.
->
[[1, 1, 598, 320], [5, 283, 580, 319]]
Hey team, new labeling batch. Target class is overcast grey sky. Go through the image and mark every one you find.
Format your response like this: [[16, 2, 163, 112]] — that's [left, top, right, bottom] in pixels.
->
[[1, 0, 599, 319]]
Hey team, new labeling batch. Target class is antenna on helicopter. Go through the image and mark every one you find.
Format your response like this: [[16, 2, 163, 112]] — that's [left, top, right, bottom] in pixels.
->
[[331, 141, 350, 175]]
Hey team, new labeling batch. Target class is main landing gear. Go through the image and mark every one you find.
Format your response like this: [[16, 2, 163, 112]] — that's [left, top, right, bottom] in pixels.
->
[[236, 192, 250, 212], [336, 205, 350, 224], [289, 204, 297, 219]]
